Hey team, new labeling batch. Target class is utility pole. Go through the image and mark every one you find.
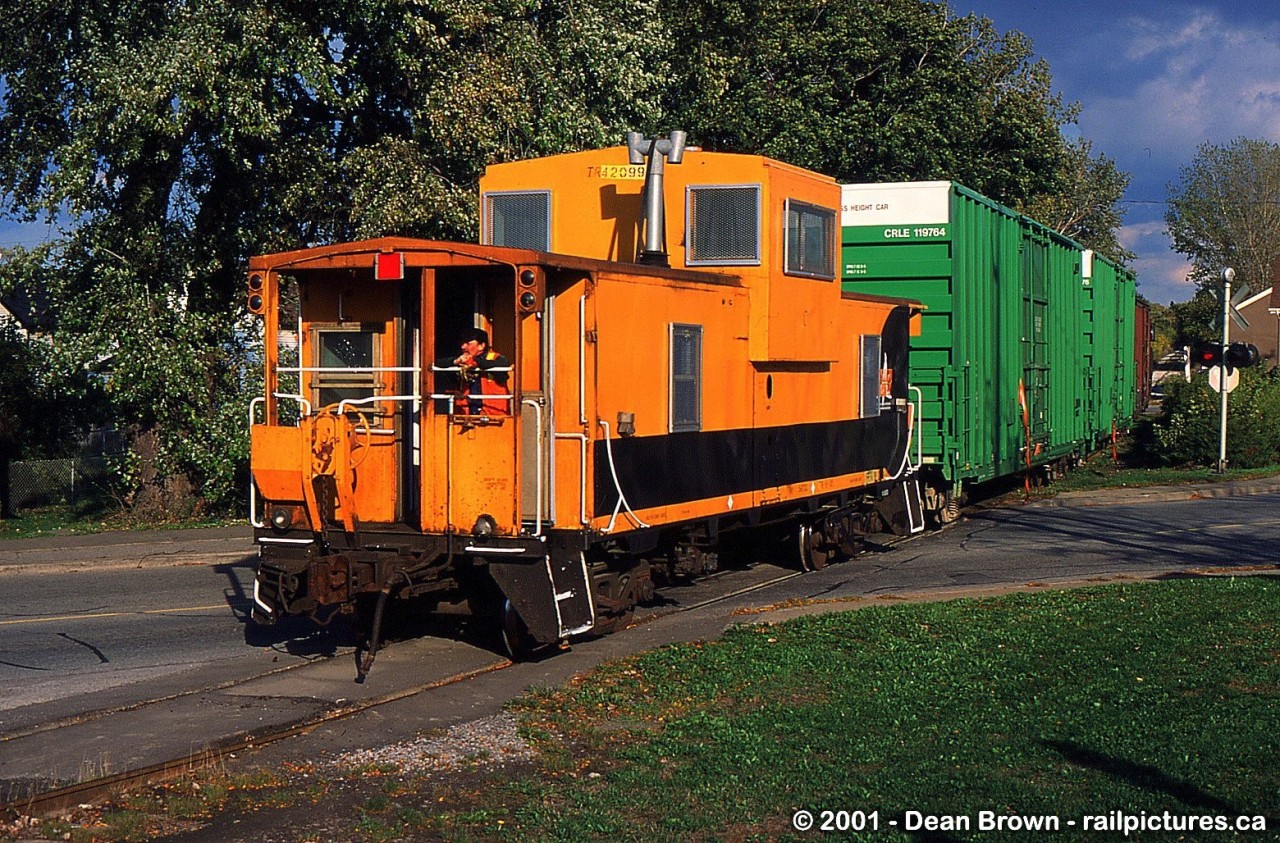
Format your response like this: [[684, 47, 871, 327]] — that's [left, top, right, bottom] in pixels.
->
[[1217, 267, 1234, 473]]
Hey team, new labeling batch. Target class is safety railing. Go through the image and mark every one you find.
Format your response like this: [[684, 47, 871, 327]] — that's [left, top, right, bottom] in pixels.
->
[[428, 364, 516, 415]]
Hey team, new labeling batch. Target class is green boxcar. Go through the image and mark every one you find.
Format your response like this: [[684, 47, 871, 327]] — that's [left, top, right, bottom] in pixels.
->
[[841, 181, 1137, 519]]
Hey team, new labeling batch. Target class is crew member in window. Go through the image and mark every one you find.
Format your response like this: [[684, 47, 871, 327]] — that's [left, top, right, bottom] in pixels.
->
[[453, 328, 510, 414]]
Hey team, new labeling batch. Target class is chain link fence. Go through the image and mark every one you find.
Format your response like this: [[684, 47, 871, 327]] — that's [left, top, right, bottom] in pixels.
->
[[3, 429, 126, 515], [7, 456, 115, 511]]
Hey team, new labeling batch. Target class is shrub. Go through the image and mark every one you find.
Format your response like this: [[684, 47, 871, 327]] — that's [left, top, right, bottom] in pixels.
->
[[1153, 366, 1280, 467]]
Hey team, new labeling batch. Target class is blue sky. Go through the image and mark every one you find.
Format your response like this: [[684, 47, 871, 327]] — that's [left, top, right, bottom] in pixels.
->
[[946, 0, 1280, 305], [4, 2, 1275, 305]]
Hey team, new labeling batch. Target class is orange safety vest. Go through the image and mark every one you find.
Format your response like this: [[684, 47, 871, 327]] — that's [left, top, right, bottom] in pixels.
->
[[473, 351, 510, 415]]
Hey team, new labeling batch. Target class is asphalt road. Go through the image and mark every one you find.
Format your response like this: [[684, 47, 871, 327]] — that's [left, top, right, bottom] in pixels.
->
[[1, 482, 1278, 804], [1, 557, 294, 721]]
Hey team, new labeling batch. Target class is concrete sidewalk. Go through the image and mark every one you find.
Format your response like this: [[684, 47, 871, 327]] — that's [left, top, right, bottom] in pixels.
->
[[0, 524, 255, 574], [1027, 474, 1280, 507]]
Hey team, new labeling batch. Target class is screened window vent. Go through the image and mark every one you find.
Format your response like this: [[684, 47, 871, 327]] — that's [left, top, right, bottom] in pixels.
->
[[785, 199, 836, 280], [484, 191, 551, 251], [686, 185, 761, 265]]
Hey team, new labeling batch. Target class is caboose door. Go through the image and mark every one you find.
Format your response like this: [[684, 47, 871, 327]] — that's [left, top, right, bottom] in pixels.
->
[[420, 266, 521, 536], [298, 273, 418, 529]]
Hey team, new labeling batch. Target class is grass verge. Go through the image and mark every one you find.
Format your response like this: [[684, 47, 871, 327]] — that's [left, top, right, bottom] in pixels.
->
[[12, 577, 1276, 842], [0, 505, 238, 541], [1043, 448, 1280, 495]]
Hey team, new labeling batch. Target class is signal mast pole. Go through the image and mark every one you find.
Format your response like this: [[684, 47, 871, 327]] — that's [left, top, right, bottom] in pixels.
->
[[1217, 267, 1234, 473]]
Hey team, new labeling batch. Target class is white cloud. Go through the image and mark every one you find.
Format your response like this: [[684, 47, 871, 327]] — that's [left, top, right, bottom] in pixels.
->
[[1126, 12, 1218, 60], [1134, 252, 1196, 305], [1083, 9, 1280, 159], [1118, 219, 1166, 251], [1119, 219, 1195, 304]]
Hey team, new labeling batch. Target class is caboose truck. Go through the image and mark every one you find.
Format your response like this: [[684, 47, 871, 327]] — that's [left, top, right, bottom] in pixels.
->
[[247, 136, 924, 673]]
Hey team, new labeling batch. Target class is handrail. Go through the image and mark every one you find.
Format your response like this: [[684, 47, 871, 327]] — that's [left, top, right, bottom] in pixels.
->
[[278, 365, 421, 374], [521, 398, 544, 536], [248, 393, 312, 426], [553, 432, 589, 525], [247, 398, 266, 528], [578, 296, 587, 426], [273, 392, 312, 423], [909, 385, 924, 467], [598, 419, 648, 532], [429, 364, 514, 373], [246, 394, 314, 530], [336, 394, 420, 415]]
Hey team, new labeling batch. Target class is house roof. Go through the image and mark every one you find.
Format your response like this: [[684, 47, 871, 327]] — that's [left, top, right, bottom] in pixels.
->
[[0, 284, 52, 332]]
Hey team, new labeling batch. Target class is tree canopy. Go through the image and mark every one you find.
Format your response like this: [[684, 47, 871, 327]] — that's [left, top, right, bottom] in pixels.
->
[[0, 0, 1132, 515], [1166, 137, 1280, 295]]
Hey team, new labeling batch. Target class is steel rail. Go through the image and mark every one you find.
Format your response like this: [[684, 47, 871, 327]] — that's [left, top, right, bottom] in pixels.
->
[[0, 659, 512, 821]]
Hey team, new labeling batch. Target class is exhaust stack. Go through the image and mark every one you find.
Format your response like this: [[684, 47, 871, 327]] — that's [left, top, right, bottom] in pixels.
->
[[627, 131, 687, 267]]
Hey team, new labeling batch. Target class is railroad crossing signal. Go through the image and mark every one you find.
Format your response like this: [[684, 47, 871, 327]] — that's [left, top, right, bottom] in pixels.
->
[[1193, 340, 1259, 381], [1193, 341, 1222, 368], [1224, 341, 1260, 369], [1218, 281, 1251, 330]]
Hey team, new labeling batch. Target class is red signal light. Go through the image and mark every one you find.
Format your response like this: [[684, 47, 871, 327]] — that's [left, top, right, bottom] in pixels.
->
[[1192, 342, 1222, 367]]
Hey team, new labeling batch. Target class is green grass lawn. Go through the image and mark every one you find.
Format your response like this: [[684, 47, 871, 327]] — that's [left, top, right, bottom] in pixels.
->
[[465, 578, 1280, 841]]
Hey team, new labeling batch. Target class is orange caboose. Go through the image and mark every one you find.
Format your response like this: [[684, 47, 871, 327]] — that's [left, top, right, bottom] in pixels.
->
[[247, 138, 923, 667]]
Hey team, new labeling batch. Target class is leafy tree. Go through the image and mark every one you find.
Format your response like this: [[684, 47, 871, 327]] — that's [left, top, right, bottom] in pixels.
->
[[1166, 138, 1280, 296], [659, 0, 1075, 209], [0, 0, 669, 516], [1021, 137, 1133, 264], [1168, 289, 1224, 347], [1142, 297, 1176, 360], [0, 0, 1128, 516]]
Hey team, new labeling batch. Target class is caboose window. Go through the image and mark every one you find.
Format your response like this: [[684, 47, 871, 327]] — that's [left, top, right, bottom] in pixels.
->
[[314, 328, 379, 410], [670, 324, 703, 432], [686, 185, 761, 265], [484, 190, 551, 251], [784, 199, 836, 280], [860, 334, 882, 419]]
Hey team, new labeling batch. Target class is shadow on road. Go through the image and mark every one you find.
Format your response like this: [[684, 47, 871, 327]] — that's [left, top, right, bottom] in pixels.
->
[[208, 557, 526, 662], [211, 558, 357, 658]]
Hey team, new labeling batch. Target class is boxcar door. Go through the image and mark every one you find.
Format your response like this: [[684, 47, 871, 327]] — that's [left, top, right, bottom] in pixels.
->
[[1021, 234, 1051, 450]]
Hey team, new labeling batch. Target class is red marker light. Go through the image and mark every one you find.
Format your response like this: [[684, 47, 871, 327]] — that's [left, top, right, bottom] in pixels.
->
[[375, 251, 404, 281]]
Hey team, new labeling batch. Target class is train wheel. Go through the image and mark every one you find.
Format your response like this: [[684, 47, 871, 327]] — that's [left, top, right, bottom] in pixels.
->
[[795, 523, 833, 571], [796, 524, 814, 572], [500, 598, 540, 662], [836, 514, 861, 558], [805, 524, 832, 570]]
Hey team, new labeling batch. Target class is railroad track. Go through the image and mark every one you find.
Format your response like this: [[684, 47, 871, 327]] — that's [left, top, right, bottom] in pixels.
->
[[0, 562, 806, 822]]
